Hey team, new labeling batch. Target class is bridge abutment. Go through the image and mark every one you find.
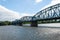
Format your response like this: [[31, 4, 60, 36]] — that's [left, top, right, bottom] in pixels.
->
[[31, 21, 38, 27]]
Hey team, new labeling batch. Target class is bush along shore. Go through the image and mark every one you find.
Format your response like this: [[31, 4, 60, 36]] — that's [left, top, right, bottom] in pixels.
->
[[0, 21, 12, 26]]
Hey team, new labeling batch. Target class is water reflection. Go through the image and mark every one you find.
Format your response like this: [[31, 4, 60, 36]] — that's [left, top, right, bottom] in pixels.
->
[[0, 25, 60, 40]]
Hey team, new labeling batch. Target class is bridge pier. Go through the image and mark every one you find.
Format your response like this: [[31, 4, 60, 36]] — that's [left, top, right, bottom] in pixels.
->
[[19, 22, 22, 26], [31, 21, 38, 27]]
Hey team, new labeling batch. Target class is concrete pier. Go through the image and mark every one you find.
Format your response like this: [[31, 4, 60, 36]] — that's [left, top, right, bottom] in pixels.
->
[[31, 21, 38, 27], [19, 22, 22, 26]]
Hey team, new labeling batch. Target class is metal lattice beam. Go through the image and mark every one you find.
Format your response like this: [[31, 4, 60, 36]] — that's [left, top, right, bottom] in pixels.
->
[[33, 3, 60, 20], [20, 16, 32, 21], [20, 3, 60, 22]]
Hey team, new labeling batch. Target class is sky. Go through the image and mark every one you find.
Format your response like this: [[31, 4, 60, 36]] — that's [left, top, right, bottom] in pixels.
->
[[0, 0, 60, 21]]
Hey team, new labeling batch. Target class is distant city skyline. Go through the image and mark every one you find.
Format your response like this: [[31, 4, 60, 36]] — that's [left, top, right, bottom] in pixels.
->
[[0, 0, 60, 21]]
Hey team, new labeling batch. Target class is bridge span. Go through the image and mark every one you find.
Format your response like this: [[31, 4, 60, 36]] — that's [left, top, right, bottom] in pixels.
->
[[14, 3, 60, 27]]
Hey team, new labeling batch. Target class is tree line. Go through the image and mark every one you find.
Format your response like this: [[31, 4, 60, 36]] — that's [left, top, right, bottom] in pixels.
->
[[0, 21, 12, 26]]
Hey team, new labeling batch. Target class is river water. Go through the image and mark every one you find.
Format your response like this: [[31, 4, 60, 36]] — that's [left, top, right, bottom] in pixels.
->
[[0, 25, 60, 40]]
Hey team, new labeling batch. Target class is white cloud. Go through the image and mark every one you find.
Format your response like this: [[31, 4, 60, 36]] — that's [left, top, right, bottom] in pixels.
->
[[41, 0, 60, 10], [21, 13, 34, 17], [0, 5, 33, 21], [35, 0, 42, 3]]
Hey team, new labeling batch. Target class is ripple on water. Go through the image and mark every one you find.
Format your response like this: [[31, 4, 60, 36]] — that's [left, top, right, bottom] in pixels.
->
[[0, 26, 60, 40]]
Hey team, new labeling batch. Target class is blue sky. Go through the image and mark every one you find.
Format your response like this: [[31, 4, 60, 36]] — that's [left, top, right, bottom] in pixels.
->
[[0, 0, 51, 13], [0, 0, 59, 21]]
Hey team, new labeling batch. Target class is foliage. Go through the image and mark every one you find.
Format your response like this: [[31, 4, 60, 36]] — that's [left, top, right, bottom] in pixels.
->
[[0, 21, 12, 26]]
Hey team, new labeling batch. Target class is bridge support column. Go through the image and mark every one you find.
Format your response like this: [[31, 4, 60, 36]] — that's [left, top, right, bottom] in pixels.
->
[[19, 22, 22, 26], [31, 21, 38, 27]]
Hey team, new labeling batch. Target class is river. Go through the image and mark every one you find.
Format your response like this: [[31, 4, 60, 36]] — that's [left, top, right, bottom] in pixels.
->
[[0, 25, 60, 40]]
